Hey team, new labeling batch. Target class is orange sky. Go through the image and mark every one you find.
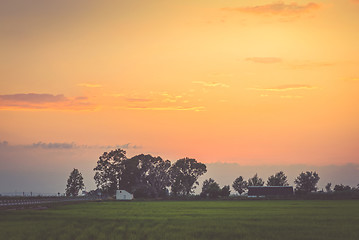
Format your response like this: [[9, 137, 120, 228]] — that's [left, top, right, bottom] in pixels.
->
[[1, 0, 359, 167]]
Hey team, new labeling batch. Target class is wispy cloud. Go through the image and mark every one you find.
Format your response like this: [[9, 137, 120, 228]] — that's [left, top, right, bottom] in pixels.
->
[[0, 141, 9, 147], [0, 93, 95, 111], [77, 83, 102, 88], [104, 91, 200, 111], [126, 106, 205, 112], [157, 92, 183, 103], [125, 98, 152, 102], [246, 57, 282, 64], [250, 84, 316, 92], [193, 81, 229, 88], [0, 93, 66, 103], [0, 141, 141, 150], [222, 2, 320, 16], [29, 142, 76, 149]]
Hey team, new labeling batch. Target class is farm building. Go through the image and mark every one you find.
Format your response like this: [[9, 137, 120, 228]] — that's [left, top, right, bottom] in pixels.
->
[[116, 190, 134, 200], [248, 186, 294, 197]]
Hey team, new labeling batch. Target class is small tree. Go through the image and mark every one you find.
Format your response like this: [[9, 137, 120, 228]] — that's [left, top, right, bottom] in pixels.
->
[[66, 168, 85, 197], [201, 178, 221, 198], [248, 173, 264, 186], [220, 185, 231, 197], [267, 171, 289, 186], [333, 184, 352, 192], [93, 149, 127, 195], [232, 176, 247, 195], [325, 183, 332, 192], [294, 171, 320, 193]]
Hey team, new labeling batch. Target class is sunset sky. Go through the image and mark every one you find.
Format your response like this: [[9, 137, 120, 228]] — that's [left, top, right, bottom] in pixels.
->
[[1, 0, 359, 193]]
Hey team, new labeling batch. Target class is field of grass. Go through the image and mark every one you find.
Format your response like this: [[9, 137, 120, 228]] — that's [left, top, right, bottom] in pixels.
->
[[1, 200, 358, 240]]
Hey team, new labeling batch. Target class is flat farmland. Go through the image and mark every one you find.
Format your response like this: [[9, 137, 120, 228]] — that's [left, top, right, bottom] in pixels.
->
[[1, 200, 358, 240]]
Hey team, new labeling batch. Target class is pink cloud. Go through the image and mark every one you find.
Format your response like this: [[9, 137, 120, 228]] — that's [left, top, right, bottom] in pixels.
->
[[223, 2, 320, 16], [0, 93, 95, 111], [0, 93, 66, 103]]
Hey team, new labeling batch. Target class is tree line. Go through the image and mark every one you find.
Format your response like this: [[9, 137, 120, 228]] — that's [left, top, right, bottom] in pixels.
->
[[65, 148, 359, 197]]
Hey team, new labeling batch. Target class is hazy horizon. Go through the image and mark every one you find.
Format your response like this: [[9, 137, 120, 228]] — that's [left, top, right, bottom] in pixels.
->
[[1, 141, 358, 194]]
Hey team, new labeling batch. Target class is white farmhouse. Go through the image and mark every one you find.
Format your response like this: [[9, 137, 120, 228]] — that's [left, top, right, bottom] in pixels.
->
[[116, 190, 133, 200]]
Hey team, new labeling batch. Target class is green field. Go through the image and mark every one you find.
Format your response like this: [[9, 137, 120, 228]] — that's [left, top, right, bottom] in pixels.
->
[[1, 200, 358, 240]]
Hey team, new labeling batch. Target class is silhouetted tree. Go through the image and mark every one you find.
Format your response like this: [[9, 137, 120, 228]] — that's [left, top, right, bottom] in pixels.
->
[[93, 149, 127, 195], [94, 150, 172, 198], [325, 183, 332, 192], [267, 171, 289, 186], [294, 171, 320, 193], [66, 168, 84, 197], [333, 184, 352, 192], [169, 158, 207, 196], [124, 154, 171, 198], [200, 178, 220, 198], [248, 173, 264, 186], [232, 176, 247, 195], [220, 185, 231, 197]]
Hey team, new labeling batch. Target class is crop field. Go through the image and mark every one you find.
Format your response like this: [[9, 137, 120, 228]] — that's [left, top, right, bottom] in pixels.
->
[[1, 200, 359, 240]]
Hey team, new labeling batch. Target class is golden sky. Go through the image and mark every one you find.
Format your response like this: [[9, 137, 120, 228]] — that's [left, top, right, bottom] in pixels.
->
[[1, 0, 359, 166]]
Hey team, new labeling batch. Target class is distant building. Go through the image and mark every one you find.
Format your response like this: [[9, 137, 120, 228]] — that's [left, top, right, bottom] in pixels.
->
[[248, 186, 294, 197], [116, 190, 134, 200]]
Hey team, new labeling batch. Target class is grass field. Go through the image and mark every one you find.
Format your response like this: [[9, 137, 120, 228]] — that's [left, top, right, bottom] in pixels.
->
[[1, 200, 358, 240]]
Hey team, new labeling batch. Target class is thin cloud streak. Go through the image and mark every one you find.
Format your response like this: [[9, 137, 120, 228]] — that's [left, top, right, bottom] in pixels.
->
[[0, 93, 66, 103], [0, 93, 95, 111], [249, 84, 316, 92], [125, 98, 152, 102], [0, 141, 141, 150], [126, 106, 205, 112], [193, 81, 229, 88], [222, 2, 320, 16]]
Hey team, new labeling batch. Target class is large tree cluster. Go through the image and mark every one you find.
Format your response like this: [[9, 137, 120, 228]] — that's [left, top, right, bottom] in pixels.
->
[[93, 149, 207, 197]]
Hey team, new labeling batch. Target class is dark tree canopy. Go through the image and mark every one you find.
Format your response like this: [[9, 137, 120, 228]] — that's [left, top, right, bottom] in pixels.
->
[[94, 149, 172, 197], [294, 171, 320, 193], [201, 179, 230, 198], [66, 168, 84, 197], [93, 149, 127, 195], [267, 171, 289, 186], [169, 157, 207, 196], [124, 154, 171, 198], [232, 176, 247, 195], [333, 184, 352, 192], [220, 185, 231, 197], [248, 173, 264, 186], [201, 178, 220, 198]]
